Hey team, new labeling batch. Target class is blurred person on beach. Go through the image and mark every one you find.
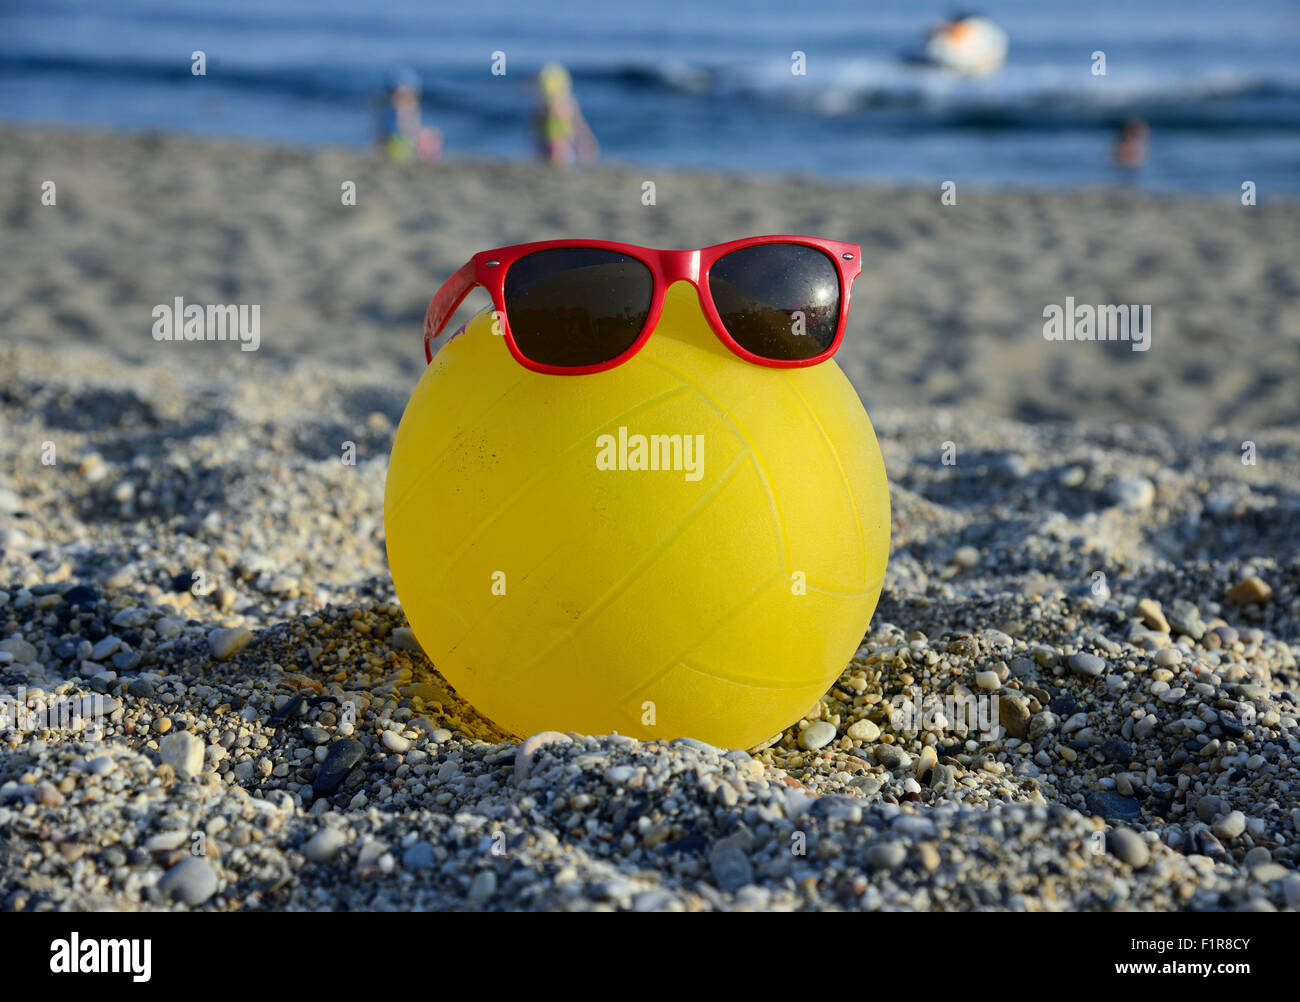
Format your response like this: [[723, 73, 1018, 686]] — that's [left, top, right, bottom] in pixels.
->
[[534, 62, 598, 166], [374, 65, 442, 163], [1113, 118, 1149, 170]]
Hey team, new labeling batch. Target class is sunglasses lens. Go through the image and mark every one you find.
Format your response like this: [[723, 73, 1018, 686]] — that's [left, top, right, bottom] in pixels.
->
[[707, 244, 841, 361], [503, 248, 653, 368]]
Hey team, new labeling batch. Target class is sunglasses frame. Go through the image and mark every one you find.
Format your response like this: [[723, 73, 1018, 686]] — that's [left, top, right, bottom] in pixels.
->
[[423, 235, 862, 374]]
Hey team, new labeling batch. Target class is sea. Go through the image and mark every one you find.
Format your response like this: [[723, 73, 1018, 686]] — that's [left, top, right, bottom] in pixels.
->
[[3, 0, 1299, 192]]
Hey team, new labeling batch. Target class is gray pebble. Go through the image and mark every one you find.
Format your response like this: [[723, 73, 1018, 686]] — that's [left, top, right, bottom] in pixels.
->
[[157, 857, 218, 906], [303, 827, 346, 863], [1109, 475, 1155, 511], [866, 841, 907, 870], [402, 841, 435, 870], [1086, 791, 1141, 822], [1108, 827, 1150, 868], [467, 870, 497, 905]]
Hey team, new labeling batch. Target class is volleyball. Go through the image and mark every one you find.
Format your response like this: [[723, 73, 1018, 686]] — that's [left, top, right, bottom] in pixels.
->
[[384, 283, 890, 749]]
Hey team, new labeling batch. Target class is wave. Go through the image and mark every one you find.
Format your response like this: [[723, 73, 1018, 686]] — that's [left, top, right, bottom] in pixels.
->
[[6, 50, 1300, 131], [592, 57, 1300, 110]]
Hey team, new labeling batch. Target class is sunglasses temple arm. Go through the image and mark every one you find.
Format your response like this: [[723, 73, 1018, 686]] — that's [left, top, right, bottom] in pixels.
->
[[423, 259, 479, 363]]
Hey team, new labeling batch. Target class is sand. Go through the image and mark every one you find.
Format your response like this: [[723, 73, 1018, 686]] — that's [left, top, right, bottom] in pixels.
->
[[1, 124, 1298, 911]]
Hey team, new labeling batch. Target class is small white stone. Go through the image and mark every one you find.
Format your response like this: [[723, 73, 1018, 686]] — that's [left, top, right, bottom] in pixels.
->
[[158, 731, 206, 779], [514, 731, 571, 783], [155, 617, 182, 640], [381, 729, 410, 753], [975, 670, 1000, 692], [798, 721, 837, 751], [1109, 475, 1155, 511], [1212, 810, 1246, 840], [304, 827, 346, 862], [207, 626, 253, 660]]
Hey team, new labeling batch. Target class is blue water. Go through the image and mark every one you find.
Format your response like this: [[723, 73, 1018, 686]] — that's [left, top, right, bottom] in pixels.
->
[[3, 0, 1299, 191]]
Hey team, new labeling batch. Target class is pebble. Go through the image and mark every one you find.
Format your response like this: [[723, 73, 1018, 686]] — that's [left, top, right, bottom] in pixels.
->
[[1284, 876, 1300, 911], [467, 870, 497, 905], [90, 637, 120, 661], [314, 738, 365, 797], [514, 731, 572, 783], [1134, 598, 1170, 633], [380, 729, 410, 754], [154, 617, 182, 639], [633, 889, 676, 912], [157, 857, 218, 906], [1212, 811, 1246, 840], [866, 841, 907, 870], [1087, 792, 1141, 822], [402, 841, 435, 870], [1108, 827, 1150, 868], [798, 721, 837, 751], [158, 731, 205, 779], [1109, 475, 1155, 511], [876, 745, 911, 771], [390, 627, 424, 653], [974, 670, 1000, 692], [207, 627, 253, 660], [1167, 600, 1206, 641], [710, 833, 754, 892], [0, 637, 37, 664], [846, 719, 880, 742], [61, 585, 99, 608], [303, 827, 347, 863], [952, 546, 980, 569], [997, 697, 1031, 739], [1068, 652, 1105, 678], [1226, 575, 1272, 605], [1101, 739, 1132, 764]]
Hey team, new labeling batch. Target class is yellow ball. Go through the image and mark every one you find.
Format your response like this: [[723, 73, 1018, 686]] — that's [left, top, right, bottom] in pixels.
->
[[385, 283, 890, 749]]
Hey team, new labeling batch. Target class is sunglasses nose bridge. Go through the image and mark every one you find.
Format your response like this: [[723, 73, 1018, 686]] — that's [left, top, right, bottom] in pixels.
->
[[658, 249, 701, 287]]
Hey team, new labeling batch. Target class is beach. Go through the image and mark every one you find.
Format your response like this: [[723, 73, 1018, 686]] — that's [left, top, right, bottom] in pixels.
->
[[2, 124, 1298, 911]]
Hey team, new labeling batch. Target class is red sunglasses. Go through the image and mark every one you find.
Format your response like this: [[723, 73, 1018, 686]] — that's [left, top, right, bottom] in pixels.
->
[[423, 235, 862, 374]]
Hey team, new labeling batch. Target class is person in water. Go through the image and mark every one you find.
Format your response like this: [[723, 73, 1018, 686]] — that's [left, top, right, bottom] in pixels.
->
[[374, 66, 442, 163], [1113, 118, 1149, 170], [534, 63, 598, 166]]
